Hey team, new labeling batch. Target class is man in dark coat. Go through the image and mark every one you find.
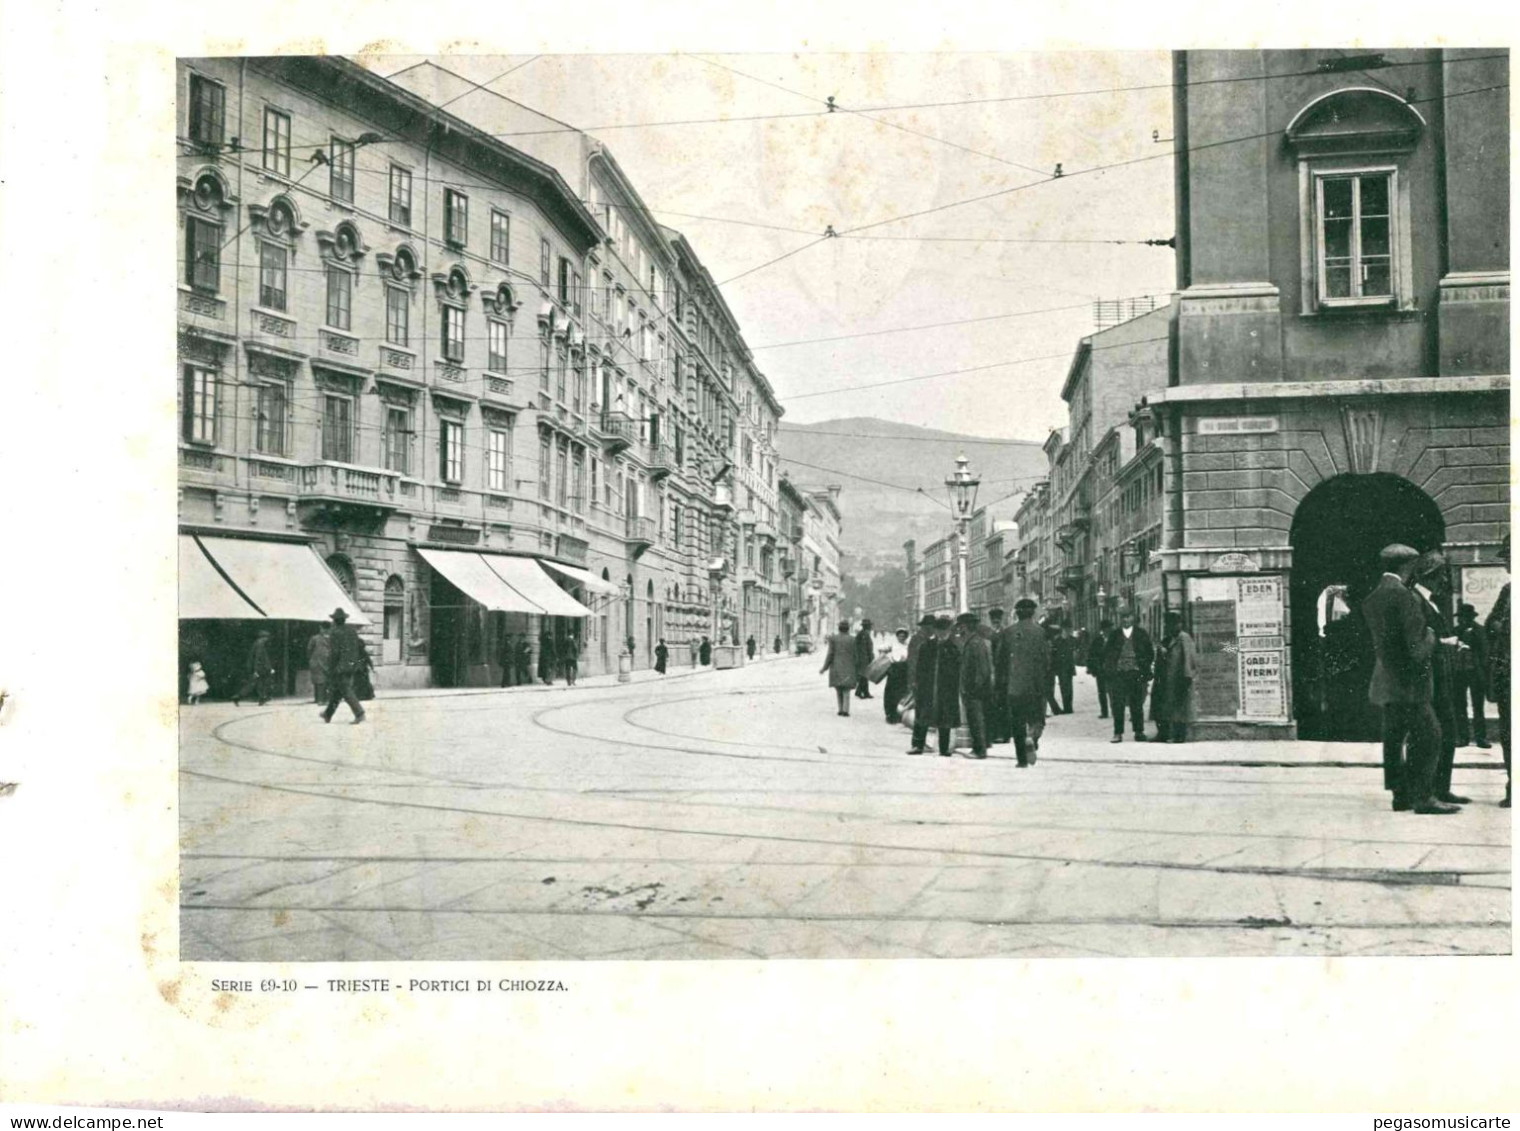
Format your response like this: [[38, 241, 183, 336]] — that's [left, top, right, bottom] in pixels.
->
[[320, 608, 371, 724], [1413, 552, 1469, 806], [853, 618, 875, 699], [497, 628, 515, 688], [1089, 619, 1113, 719], [538, 630, 557, 685], [908, 615, 960, 756], [514, 635, 533, 687], [746, 634, 757, 660], [986, 607, 1009, 744], [958, 612, 993, 758], [654, 639, 669, 674], [1101, 610, 1154, 742], [1004, 598, 1051, 766], [234, 629, 275, 706], [1453, 603, 1490, 748], [1485, 537, 1510, 808], [1363, 544, 1452, 814], [1049, 621, 1077, 714]]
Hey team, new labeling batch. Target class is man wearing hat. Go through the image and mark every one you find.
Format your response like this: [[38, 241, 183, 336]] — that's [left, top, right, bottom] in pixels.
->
[[320, 607, 371, 725], [1412, 550, 1470, 806], [957, 612, 993, 757], [908, 614, 960, 756], [233, 629, 276, 707], [986, 607, 1010, 744], [853, 618, 876, 700], [1003, 598, 1051, 766], [883, 626, 912, 724], [1362, 544, 1452, 813], [1485, 536, 1511, 807]]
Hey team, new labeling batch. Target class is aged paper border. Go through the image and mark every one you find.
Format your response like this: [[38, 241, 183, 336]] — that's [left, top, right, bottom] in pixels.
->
[[0, 0, 1515, 1112]]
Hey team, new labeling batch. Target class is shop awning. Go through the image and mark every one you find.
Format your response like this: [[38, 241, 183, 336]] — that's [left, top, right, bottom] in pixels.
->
[[179, 536, 264, 619], [195, 535, 369, 624], [482, 555, 592, 618], [538, 559, 619, 596], [417, 547, 544, 614]]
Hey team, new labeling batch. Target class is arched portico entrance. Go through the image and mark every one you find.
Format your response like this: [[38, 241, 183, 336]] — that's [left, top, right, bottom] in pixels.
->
[[1290, 473, 1443, 741]]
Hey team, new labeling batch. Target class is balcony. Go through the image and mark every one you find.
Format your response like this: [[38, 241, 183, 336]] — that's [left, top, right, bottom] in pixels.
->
[[626, 514, 656, 556], [648, 443, 675, 482], [600, 409, 635, 455], [712, 484, 734, 512], [736, 508, 757, 526], [755, 518, 777, 542], [298, 461, 401, 521], [1057, 564, 1087, 590]]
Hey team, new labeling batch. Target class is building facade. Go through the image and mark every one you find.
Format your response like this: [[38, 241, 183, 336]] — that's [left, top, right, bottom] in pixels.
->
[[176, 56, 788, 695], [1158, 48, 1510, 739]]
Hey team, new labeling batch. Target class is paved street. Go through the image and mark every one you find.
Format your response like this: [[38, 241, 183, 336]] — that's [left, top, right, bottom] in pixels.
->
[[181, 657, 1510, 961]]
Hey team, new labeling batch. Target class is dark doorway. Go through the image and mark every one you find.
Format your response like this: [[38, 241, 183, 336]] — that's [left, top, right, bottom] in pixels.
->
[[429, 571, 465, 688], [1290, 473, 1443, 741]]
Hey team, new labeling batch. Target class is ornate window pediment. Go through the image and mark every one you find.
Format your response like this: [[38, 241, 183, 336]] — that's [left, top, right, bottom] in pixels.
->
[[316, 221, 368, 264], [177, 167, 237, 217], [1285, 87, 1425, 157], [432, 264, 475, 303], [248, 194, 306, 242], [376, 243, 423, 285], [482, 281, 519, 318]]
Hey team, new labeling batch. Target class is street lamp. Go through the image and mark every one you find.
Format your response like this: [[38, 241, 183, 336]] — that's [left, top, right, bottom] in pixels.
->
[[944, 454, 981, 614]]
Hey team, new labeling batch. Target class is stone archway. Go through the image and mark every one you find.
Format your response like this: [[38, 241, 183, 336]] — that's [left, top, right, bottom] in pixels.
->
[[1290, 472, 1444, 741]]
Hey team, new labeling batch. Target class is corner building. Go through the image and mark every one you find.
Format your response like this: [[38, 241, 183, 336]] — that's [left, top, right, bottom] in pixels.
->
[[1156, 49, 1509, 738], [176, 57, 779, 694]]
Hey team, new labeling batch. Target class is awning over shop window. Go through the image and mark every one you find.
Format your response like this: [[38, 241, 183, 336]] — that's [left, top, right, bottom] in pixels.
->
[[194, 535, 368, 623], [482, 555, 593, 618], [417, 547, 543, 614], [537, 559, 619, 596], [179, 536, 264, 620]]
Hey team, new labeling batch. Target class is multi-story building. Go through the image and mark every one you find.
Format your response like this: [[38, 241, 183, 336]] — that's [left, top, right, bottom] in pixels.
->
[[776, 475, 808, 650], [919, 532, 956, 617], [1012, 479, 1052, 610], [798, 486, 844, 637], [176, 56, 785, 694], [1157, 48, 1509, 739]]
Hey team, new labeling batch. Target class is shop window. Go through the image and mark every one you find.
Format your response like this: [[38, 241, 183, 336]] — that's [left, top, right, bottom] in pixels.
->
[[383, 576, 405, 664]]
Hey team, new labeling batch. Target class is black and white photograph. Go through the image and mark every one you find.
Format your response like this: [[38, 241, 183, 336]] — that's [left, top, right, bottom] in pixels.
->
[[171, 45, 1511, 964], [3, 4, 1517, 1114]]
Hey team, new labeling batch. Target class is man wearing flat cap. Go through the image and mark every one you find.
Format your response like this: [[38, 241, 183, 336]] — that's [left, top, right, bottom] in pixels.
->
[[1362, 544, 1452, 813], [1003, 598, 1051, 766], [957, 612, 993, 758], [320, 606, 372, 725]]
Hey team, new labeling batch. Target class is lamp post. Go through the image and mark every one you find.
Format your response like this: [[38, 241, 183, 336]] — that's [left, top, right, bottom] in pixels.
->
[[944, 454, 981, 753], [944, 454, 982, 614]]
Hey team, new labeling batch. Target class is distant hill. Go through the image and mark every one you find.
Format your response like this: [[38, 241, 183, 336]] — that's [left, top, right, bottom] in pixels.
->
[[777, 418, 1049, 579]]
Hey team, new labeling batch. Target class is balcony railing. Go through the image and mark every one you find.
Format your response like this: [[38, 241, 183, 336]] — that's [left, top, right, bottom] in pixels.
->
[[626, 514, 656, 549], [600, 409, 635, 455], [299, 461, 401, 508], [648, 442, 675, 481]]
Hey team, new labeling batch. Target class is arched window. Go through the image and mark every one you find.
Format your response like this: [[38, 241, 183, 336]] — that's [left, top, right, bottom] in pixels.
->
[[326, 553, 357, 599]]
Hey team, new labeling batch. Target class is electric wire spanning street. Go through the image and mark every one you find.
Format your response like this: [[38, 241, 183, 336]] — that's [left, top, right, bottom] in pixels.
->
[[180, 656, 1510, 961]]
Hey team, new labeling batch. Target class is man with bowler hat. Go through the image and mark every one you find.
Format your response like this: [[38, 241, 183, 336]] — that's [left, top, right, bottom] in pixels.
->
[[320, 608, 371, 725], [1363, 544, 1453, 814], [986, 607, 1010, 744], [1413, 550, 1470, 806]]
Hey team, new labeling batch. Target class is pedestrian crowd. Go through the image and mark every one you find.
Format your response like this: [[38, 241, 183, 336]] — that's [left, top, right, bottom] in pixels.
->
[[1364, 540, 1510, 814]]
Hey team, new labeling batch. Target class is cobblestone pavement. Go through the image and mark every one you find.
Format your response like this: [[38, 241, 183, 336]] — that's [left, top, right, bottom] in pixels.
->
[[180, 657, 1511, 960]]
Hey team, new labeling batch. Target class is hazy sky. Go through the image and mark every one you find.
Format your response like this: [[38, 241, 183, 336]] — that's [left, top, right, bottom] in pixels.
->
[[372, 52, 1177, 441]]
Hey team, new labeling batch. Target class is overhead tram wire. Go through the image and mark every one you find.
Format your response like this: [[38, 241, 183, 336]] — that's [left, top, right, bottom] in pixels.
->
[[713, 79, 1508, 286], [691, 54, 1049, 178], [774, 456, 955, 509], [291, 53, 1508, 147]]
